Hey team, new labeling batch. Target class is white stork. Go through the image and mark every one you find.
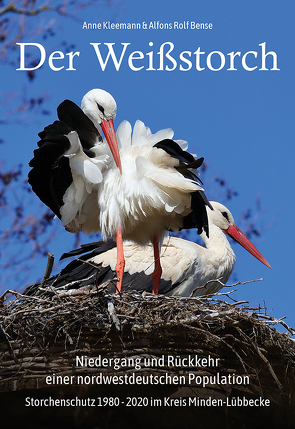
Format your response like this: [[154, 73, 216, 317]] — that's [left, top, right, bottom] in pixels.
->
[[47, 201, 270, 297], [28, 89, 210, 295]]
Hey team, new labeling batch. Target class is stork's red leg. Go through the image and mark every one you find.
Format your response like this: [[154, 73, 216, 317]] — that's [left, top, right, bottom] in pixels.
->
[[152, 234, 162, 295], [115, 228, 125, 294]]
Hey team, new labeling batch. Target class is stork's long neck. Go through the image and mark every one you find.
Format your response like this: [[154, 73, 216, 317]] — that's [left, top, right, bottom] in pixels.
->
[[201, 224, 236, 282]]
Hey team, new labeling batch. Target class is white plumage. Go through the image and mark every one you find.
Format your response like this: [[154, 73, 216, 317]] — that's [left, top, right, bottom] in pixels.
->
[[49, 201, 270, 297], [29, 88, 211, 294], [89, 201, 270, 296], [65, 119, 203, 243], [60, 131, 110, 232]]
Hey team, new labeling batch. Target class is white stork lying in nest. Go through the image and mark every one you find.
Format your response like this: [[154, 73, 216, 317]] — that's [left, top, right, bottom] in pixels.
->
[[28, 89, 211, 295], [26, 202, 270, 297]]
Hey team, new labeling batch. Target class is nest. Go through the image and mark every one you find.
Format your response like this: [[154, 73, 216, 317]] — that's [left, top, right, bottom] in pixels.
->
[[1, 280, 295, 428]]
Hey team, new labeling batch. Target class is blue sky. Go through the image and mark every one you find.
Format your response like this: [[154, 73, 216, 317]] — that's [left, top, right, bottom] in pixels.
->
[[1, 0, 294, 330]]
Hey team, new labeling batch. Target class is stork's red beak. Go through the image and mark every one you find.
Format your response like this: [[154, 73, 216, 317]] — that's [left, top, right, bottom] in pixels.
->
[[225, 224, 271, 268], [101, 118, 122, 173]]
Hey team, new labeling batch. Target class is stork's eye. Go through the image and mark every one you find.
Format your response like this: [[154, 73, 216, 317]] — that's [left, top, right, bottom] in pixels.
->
[[221, 211, 229, 221], [96, 103, 105, 115]]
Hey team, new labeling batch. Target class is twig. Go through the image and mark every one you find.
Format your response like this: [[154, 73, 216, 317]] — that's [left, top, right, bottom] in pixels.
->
[[229, 300, 249, 306], [107, 300, 121, 331], [41, 252, 54, 287], [0, 322, 20, 365], [190, 278, 263, 297], [121, 307, 137, 327], [0, 289, 50, 305], [249, 325, 283, 391], [255, 314, 295, 335]]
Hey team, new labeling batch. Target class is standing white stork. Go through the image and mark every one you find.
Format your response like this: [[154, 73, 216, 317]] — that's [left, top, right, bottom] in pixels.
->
[[39, 201, 270, 297], [28, 89, 211, 295]]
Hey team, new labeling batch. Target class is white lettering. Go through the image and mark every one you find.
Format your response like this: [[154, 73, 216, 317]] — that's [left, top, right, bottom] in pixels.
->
[[16, 43, 46, 70], [90, 42, 130, 71]]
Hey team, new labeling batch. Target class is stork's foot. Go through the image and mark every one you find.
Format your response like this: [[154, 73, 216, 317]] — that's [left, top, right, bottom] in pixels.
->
[[115, 259, 125, 294]]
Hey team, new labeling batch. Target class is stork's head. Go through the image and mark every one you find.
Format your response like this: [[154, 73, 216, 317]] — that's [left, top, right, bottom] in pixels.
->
[[207, 201, 271, 268], [81, 89, 121, 172]]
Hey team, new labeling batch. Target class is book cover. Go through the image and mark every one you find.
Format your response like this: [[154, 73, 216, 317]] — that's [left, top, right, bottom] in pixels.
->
[[0, 1, 294, 428]]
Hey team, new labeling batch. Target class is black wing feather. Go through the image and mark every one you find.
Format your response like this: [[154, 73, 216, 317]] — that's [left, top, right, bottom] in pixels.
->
[[25, 237, 179, 296], [154, 139, 195, 164], [28, 137, 72, 217], [59, 239, 176, 293], [57, 100, 102, 149], [154, 139, 212, 237], [28, 99, 100, 217], [60, 239, 117, 260]]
